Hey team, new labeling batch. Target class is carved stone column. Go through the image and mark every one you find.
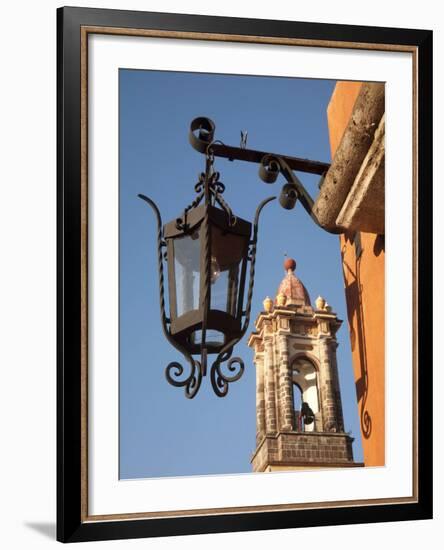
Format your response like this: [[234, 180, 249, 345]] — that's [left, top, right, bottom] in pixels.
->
[[255, 355, 265, 444], [264, 336, 277, 434], [329, 340, 345, 431], [278, 334, 294, 431], [319, 336, 339, 432]]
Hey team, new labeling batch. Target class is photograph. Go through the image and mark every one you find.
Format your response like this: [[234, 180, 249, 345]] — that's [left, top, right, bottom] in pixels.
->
[[119, 70, 385, 479], [54, 6, 432, 542], [0, 0, 438, 548]]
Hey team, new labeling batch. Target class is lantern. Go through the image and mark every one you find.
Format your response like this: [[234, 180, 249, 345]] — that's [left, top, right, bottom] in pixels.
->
[[139, 143, 274, 398]]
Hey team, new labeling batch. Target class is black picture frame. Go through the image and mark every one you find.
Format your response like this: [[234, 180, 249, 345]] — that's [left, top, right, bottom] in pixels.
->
[[57, 6, 433, 543]]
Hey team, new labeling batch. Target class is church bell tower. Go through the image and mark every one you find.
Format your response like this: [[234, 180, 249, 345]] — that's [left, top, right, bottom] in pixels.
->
[[248, 258, 356, 472]]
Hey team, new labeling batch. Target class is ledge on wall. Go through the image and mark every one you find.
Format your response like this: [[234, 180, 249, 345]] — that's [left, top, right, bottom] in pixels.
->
[[314, 82, 385, 235]]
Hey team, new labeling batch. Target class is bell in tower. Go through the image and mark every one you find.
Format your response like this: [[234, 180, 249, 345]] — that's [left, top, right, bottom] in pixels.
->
[[248, 258, 359, 472]]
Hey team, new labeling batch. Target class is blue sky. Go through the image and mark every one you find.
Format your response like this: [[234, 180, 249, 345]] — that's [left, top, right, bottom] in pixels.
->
[[119, 69, 363, 479]]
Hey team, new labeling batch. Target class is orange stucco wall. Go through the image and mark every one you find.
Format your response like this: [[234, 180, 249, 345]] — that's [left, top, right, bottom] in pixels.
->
[[327, 82, 385, 467]]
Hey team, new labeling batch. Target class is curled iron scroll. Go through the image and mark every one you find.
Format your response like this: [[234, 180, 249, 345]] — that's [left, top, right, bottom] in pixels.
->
[[189, 117, 216, 153], [259, 155, 280, 184], [210, 355, 245, 398], [166, 358, 203, 399]]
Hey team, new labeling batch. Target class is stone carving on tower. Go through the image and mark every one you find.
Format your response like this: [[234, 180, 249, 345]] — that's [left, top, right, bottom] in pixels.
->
[[248, 258, 357, 472]]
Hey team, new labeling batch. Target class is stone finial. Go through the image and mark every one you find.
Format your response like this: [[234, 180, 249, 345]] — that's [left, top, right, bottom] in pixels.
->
[[276, 292, 287, 307], [263, 296, 273, 313], [315, 295, 326, 310]]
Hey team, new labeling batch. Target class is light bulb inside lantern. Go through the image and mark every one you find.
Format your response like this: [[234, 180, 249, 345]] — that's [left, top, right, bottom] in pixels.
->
[[210, 256, 221, 284]]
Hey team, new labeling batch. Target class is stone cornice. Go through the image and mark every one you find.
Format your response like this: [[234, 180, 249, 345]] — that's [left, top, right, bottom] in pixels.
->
[[248, 305, 343, 344]]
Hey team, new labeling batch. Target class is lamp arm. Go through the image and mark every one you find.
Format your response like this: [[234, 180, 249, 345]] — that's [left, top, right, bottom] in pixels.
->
[[189, 117, 330, 175], [138, 193, 202, 399], [189, 118, 344, 234]]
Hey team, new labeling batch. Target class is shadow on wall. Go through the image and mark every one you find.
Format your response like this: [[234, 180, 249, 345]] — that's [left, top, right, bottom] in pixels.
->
[[341, 231, 384, 440]]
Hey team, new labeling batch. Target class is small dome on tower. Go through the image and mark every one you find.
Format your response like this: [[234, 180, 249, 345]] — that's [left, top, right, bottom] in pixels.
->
[[276, 258, 311, 307]]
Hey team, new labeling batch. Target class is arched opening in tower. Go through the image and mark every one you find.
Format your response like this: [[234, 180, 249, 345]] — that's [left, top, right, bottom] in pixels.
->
[[292, 358, 320, 432]]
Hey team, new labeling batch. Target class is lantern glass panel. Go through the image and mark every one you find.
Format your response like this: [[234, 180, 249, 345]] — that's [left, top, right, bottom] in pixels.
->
[[173, 229, 201, 317], [210, 224, 248, 317], [191, 329, 225, 346]]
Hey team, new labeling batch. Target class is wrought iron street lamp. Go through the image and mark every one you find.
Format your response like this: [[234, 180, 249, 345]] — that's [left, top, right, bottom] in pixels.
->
[[139, 117, 341, 399], [139, 119, 274, 398]]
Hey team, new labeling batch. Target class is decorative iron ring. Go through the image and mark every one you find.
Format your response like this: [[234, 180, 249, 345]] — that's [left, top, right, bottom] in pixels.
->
[[189, 117, 215, 153], [259, 154, 281, 184]]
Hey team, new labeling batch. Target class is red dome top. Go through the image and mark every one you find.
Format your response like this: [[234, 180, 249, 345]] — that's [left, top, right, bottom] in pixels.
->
[[284, 258, 296, 272], [276, 258, 311, 306]]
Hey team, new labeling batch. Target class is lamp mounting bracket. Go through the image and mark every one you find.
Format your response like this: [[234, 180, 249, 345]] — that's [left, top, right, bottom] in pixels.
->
[[189, 117, 344, 235]]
